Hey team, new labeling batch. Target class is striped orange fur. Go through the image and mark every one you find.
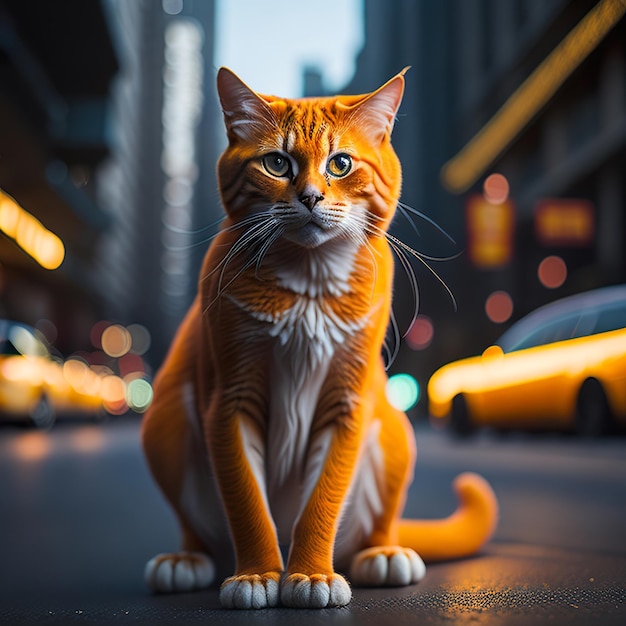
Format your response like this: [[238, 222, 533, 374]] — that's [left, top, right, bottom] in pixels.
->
[[141, 67, 498, 610]]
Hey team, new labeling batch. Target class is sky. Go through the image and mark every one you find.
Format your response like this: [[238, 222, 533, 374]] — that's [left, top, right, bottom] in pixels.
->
[[214, 0, 364, 98]]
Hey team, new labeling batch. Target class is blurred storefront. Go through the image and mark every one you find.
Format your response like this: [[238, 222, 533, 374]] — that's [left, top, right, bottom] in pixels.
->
[[0, 1, 221, 367], [0, 0, 118, 355]]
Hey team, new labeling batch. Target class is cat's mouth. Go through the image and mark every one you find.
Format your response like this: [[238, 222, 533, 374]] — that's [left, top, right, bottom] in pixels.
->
[[282, 210, 337, 248]]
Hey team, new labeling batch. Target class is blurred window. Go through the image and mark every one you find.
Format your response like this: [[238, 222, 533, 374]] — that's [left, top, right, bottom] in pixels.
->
[[502, 299, 626, 352], [504, 314, 582, 351], [0, 339, 20, 356], [592, 303, 626, 334]]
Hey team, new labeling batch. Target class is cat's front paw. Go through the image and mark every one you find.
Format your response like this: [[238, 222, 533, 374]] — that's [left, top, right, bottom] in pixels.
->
[[219, 572, 281, 609], [350, 546, 425, 587], [145, 552, 215, 593], [280, 573, 351, 608]]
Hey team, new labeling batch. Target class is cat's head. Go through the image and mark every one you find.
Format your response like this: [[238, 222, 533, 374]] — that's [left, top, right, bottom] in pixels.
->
[[216, 67, 406, 249]]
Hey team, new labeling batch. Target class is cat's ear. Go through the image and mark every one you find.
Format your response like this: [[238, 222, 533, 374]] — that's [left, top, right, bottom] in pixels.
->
[[347, 67, 408, 143], [217, 67, 275, 142]]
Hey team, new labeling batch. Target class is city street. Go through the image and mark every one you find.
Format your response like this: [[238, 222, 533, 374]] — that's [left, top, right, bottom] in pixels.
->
[[0, 417, 625, 625]]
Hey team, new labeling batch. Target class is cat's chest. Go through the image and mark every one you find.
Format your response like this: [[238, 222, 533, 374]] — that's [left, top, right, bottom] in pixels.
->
[[228, 242, 369, 358]]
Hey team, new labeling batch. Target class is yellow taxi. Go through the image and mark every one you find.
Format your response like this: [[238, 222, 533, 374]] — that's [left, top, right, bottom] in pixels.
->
[[0, 321, 107, 427], [428, 285, 626, 436]]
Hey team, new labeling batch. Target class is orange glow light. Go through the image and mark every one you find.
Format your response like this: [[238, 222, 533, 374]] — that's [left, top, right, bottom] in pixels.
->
[[535, 199, 594, 246], [483, 174, 510, 205], [441, 0, 626, 192], [101, 375, 128, 414], [101, 325, 132, 358], [12, 431, 51, 462], [485, 291, 514, 324], [0, 189, 65, 270], [538, 256, 567, 289], [70, 426, 105, 454], [405, 315, 434, 350], [466, 195, 515, 268]]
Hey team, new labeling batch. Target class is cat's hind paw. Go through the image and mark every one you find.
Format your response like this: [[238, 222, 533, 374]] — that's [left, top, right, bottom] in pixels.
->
[[219, 572, 281, 609], [280, 573, 351, 608], [350, 546, 425, 587], [145, 552, 215, 593]]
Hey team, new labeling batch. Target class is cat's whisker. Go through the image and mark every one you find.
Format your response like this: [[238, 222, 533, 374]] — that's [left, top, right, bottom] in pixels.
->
[[164, 216, 224, 236], [384, 231, 458, 313], [203, 253, 261, 315], [202, 234, 263, 309], [345, 214, 380, 293], [217, 220, 277, 288], [161, 217, 225, 252], [253, 225, 286, 278], [396, 203, 422, 241], [203, 216, 274, 283], [384, 235, 421, 338], [365, 222, 420, 334], [397, 201, 456, 245], [205, 226, 278, 312], [383, 308, 401, 371]]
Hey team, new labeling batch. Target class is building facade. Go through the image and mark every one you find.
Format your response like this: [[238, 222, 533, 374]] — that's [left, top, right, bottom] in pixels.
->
[[97, 0, 220, 364], [344, 0, 626, 407], [0, 0, 118, 354], [0, 0, 221, 367]]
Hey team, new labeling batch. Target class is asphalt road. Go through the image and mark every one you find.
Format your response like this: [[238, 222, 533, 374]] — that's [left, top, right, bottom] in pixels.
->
[[0, 417, 625, 625]]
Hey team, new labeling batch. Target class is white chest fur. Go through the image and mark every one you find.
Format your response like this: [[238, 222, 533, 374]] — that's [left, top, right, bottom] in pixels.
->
[[234, 241, 371, 540]]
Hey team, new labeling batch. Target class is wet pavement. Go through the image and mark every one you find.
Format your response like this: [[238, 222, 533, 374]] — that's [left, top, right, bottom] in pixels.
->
[[0, 417, 625, 624]]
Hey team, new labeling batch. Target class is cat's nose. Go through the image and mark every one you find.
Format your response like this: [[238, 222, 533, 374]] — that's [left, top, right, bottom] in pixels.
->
[[298, 186, 324, 211]]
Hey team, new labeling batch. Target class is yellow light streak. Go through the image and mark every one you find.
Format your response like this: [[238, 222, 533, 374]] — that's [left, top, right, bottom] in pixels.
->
[[0, 189, 65, 270], [441, 0, 626, 193]]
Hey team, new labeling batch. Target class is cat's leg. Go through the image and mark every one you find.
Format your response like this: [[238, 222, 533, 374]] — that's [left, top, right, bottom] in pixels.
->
[[208, 410, 284, 609], [348, 382, 425, 587], [279, 423, 359, 609], [142, 375, 217, 591]]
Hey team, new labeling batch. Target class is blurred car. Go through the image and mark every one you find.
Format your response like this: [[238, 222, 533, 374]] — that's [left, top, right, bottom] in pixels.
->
[[428, 285, 626, 436], [0, 320, 106, 427]]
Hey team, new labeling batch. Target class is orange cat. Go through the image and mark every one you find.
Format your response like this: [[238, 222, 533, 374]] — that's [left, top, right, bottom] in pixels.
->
[[141, 67, 498, 610]]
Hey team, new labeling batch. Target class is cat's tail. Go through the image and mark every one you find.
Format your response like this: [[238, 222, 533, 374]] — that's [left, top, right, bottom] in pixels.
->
[[398, 472, 498, 562]]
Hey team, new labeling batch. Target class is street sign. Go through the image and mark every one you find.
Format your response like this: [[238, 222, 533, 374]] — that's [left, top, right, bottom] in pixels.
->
[[466, 195, 515, 268], [534, 199, 594, 246]]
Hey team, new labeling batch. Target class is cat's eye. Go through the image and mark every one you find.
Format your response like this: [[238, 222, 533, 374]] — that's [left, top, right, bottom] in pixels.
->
[[326, 153, 352, 178], [262, 152, 291, 178]]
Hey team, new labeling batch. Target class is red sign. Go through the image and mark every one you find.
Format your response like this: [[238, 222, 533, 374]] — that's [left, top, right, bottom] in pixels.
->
[[466, 195, 515, 268], [534, 199, 594, 246]]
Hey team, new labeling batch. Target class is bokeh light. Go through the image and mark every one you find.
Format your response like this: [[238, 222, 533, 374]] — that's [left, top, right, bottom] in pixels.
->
[[119, 353, 145, 378], [385, 373, 420, 411], [162, 0, 183, 15], [12, 431, 51, 462], [90, 320, 110, 350], [101, 324, 132, 358], [405, 315, 434, 350], [101, 375, 128, 415], [63, 357, 89, 389], [126, 378, 154, 413], [128, 323, 151, 355], [483, 173, 510, 205], [538, 255, 567, 289], [485, 290, 514, 324]]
